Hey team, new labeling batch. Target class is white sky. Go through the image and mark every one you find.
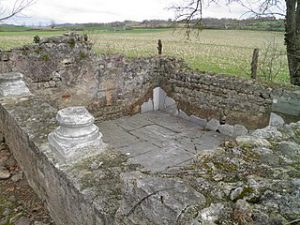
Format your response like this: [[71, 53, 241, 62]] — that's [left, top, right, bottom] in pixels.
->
[[1, 0, 282, 25]]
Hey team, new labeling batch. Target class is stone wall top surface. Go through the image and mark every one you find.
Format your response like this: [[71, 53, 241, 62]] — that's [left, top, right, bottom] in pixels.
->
[[0, 72, 24, 81]]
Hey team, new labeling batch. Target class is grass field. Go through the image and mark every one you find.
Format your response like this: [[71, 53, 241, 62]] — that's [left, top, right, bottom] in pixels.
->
[[0, 28, 289, 84]]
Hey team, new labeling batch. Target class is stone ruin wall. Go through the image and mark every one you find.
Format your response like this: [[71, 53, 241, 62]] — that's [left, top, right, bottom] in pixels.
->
[[0, 33, 162, 121], [161, 64, 300, 129], [162, 72, 272, 129], [0, 33, 299, 128]]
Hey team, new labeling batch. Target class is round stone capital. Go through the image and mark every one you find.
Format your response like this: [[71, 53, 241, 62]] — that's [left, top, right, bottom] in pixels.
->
[[56, 107, 95, 127], [0, 72, 31, 97]]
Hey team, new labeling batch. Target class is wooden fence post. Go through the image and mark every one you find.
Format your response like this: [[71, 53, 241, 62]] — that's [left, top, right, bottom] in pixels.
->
[[157, 39, 162, 55], [251, 48, 259, 79]]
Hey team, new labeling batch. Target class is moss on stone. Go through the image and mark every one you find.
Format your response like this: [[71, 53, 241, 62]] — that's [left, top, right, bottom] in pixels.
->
[[41, 54, 49, 61], [79, 51, 87, 60], [70, 148, 142, 218], [68, 38, 76, 48], [68, 149, 139, 219]]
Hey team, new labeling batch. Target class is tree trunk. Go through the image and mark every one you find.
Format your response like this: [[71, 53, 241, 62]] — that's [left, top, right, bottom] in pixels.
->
[[285, 0, 300, 86]]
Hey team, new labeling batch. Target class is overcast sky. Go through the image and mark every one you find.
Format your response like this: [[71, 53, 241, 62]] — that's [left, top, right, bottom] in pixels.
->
[[1, 0, 278, 25]]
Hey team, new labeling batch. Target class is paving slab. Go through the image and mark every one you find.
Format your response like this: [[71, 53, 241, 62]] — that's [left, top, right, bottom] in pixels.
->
[[145, 111, 199, 133], [98, 121, 140, 149], [113, 114, 153, 131], [96, 112, 226, 173], [128, 144, 195, 173], [117, 141, 160, 158], [129, 124, 178, 148], [174, 130, 226, 154]]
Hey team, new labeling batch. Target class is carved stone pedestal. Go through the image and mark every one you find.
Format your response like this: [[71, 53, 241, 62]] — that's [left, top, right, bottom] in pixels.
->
[[0, 72, 31, 97], [48, 107, 105, 163]]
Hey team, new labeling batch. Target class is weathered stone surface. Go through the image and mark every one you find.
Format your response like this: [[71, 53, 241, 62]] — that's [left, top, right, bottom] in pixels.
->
[[48, 106, 105, 163], [117, 171, 206, 225], [230, 186, 244, 201], [253, 147, 273, 155], [252, 126, 282, 140], [269, 112, 285, 127], [0, 166, 10, 180], [218, 124, 234, 137], [178, 109, 190, 120], [198, 203, 224, 225], [11, 171, 23, 182], [272, 93, 300, 120], [236, 136, 272, 148], [128, 145, 194, 172], [141, 98, 153, 113], [15, 216, 31, 225], [190, 115, 207, 128], [206, 119, 220, 132], [233, 124, 248, 137], [33, 222, 49, 225], [233, 199, 253, 224], [0, 151, 9, 166], [276, 141, 300, 158], [0, 72, 31, 97], [98, 122, 140, 148], [153, 87, 166, 111]]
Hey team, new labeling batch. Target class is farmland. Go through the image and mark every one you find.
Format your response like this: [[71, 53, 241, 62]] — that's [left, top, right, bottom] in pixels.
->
[[0, 28, 289, 84]]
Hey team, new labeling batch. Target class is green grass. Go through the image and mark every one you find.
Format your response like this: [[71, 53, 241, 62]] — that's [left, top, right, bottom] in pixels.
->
[[0, 25, 30, 32], [0, 28, 289, 84]]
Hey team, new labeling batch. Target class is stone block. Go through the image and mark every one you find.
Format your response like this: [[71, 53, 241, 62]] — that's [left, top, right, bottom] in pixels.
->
[[164, 96, 176, 108], [164, 96, 178, 115], [233, 124, 248, 137], [178, 109, 189, 120], [218, 124, 234, 137], [141, 98, 154, 113], [269, 112, 285, 127], [190, 115, 207, 128], [206, 119, 220, 132], [272, 96, 300, 117], [236, 136, 271, 148], [153, 87, 166, 111]]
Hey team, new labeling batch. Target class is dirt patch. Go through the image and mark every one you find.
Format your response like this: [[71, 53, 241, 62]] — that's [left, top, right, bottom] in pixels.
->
[[0, 142, 54, 225]]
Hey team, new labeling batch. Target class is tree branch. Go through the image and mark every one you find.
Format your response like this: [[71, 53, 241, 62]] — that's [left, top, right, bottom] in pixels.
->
[[171, 0, 285, 30], [0, 0, 35, 22]]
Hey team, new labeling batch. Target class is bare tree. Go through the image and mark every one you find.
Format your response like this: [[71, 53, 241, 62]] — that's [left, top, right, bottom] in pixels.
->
[[0, 0, 35, 22], [173, 0, 300, 86], [260, 39, 286, 81]]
